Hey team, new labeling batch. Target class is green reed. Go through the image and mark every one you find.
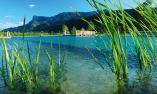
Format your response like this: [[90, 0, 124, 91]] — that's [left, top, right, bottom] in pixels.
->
[[127, 0, 156, 78], [0, 38, 65, 94], [46, 41, 55, 93], [0, 55, 7, 86], [85, 0, 157, 93], [0, 18, 65, 94], [46, 40, 65, 94], [86, 0, 128, 80], [86, 0, 157, 81]]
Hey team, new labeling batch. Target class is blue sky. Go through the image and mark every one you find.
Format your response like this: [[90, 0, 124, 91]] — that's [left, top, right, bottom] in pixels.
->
[[0, 0, 152, 29]]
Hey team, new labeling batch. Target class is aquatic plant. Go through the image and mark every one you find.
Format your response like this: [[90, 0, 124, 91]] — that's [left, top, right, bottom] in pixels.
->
[[86, 0, 157, 86], [86, 0, 129, 80], [46, 40, 65, 94], [0, 18, 65, 94], [85, 0, 157, 93], [0, 37, 65, 94]]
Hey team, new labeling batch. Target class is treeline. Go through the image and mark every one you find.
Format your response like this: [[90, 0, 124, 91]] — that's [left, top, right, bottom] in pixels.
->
[[0, 31, 55, 36], [62, 20, 95, 35]]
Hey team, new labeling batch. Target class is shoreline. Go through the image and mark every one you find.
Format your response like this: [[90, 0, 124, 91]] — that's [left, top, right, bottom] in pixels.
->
[[11, 35, 62, 38], [1, 33, 156, 39], [0, 36, 11, 39], [11, 35, 98, 38]]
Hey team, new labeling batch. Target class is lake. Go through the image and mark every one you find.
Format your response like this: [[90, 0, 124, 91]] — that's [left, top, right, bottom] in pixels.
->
[[0, 36, 157, 94]]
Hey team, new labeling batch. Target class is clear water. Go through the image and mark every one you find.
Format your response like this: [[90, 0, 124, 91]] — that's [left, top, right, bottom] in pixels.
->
[[0, 36, 157, 94]]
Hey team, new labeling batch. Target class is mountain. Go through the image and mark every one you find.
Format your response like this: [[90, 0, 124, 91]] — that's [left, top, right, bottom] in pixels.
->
[[4, 11, 97, 32], [4, 8, 155, 32]]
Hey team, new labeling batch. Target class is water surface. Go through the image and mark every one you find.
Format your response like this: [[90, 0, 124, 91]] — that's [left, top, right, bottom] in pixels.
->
[[0, 36, 157, 94]]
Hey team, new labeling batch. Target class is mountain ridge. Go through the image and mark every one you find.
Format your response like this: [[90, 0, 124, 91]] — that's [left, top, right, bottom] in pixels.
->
[[3, 8, 149, 32], [4, 11, 97, 32]]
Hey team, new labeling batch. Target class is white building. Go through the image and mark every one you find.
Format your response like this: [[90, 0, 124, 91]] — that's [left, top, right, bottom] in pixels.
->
[[76, 30, 96, 36]]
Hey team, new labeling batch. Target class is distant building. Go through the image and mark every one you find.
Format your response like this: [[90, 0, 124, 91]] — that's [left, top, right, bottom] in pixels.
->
[[76, 30, 96, 36]]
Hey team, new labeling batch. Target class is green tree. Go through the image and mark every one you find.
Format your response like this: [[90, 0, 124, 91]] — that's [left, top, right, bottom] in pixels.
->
[[81, 28, 85, 31], [70, 26, 77, 35], [62, 24, 69, 35]]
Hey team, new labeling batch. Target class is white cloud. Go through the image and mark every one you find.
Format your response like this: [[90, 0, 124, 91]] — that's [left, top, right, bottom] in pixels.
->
[[28, 4, 36, 8], [0, 22, 23, 29], [4, 16, 14, 18], [0, 16, 14, 19]]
